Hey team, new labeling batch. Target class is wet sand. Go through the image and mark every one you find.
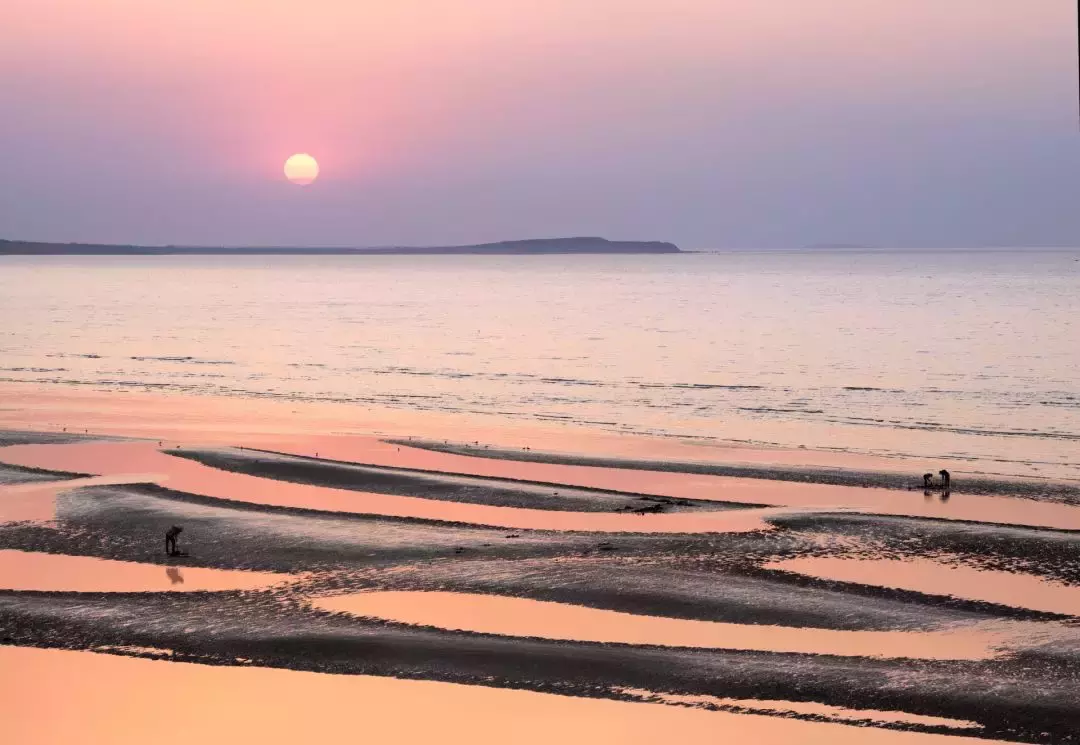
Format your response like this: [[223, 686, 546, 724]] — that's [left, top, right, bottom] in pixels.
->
[[0, 549, 288, 592], [170, 446, 751, 513], [769, 556, 1080, 617], [313, 590, 1029, 660], [1, 389, 1080, 743], [0, 441, 776, 534], [394, 439, 1080, 505], [0, 646, 1011, 745]]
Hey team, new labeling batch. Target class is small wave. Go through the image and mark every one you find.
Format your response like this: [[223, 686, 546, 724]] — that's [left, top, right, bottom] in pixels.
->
[[740, 406, 825, 414], [672, 383, 765, 390], [0, 367, 67, 373], [130, 356, 235, 365]]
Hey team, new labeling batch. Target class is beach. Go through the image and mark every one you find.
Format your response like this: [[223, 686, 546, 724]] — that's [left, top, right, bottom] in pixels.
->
[[1, 380, 1079, 744], [1, 250, 1079, 743], [6, 0, 1080, 738]]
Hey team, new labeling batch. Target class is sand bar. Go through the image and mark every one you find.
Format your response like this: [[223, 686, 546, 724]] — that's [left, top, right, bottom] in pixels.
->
[[313, 590, 1027, 660], [768, 556, 1080, 617], [0, 646, 1009, 745]]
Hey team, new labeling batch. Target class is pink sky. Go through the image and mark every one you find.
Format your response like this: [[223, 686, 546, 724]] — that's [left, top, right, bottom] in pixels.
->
[[1, 0, 1076, 247]]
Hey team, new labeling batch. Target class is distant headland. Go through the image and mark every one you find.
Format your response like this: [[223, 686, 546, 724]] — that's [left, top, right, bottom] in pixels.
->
[[0, 237, 681, 256]]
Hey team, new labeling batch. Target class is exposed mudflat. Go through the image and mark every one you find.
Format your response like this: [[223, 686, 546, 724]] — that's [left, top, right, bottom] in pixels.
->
[[0, 429, 110, 447], [0, 462, 88, 485], [392, 439, 1080, 505], [169, 447, 753, 513], [2, 431, 1079, 743]]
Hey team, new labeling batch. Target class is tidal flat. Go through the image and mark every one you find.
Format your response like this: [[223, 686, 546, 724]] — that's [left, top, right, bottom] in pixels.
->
[[1, 394, 1079, 744]]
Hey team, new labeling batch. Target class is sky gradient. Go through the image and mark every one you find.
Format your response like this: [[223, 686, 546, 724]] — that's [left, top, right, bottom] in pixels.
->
[[1, 0, 1077, 248]]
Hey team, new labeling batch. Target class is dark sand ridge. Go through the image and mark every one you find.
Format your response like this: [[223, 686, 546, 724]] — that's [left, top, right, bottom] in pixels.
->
[[0, 482, 1070, 629], [0, 462, 88, 486], [312, 590, 1054, 659], [5, 442, 1079, 616], [391, 439, 1080, 505], [0, 440, 776, 533], [770, 512, 1080, 586], [0, 429, 111, 447], [352, 556, 1072, 630], [167, 446, 758, 513], [3, 437, 1080, 739], [1, 589, 1078, 743], [768, 556, 1080, 617], [0, 430, 106, 485], [145, 440, 1080, 532], [614, 687, 983, 732], [2, 479, 1080, 739], [161, 444, 1080, 586], [9, 437, 1080, 531]]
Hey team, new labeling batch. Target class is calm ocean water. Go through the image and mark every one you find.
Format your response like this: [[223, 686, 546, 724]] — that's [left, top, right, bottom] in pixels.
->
[[2, 250, 1078, 477]]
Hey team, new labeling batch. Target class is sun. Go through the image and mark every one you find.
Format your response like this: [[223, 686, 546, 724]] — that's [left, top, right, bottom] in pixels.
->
[[284, 153, 319, 185]]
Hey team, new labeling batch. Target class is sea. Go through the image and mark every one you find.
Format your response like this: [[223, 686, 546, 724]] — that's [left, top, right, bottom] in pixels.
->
[[1, 249, 1078, 479]]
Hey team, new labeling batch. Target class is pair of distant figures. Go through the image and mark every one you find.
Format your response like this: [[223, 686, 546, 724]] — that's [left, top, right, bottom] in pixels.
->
[[923, 470, 951, 489]]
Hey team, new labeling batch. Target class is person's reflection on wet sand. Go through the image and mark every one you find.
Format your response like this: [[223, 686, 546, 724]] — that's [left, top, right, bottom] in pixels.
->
[[166, 567, 184, 585], [923, 489, 934, 500], [940, 489, 951, 503]]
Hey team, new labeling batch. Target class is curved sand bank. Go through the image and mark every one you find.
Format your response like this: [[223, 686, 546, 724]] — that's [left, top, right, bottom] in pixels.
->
[[0, 441, 775, 534], [312, 590, 1026, 660], [1, 431, 1079, 741], [168, 446, 754, 513], [0, 462, 88, 486], [768, 556, 1080, 617], [2, 589, 1076, 743], [392, 439, 1080, 504]]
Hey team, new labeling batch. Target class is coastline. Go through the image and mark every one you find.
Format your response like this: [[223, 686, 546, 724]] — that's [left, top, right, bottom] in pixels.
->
[[2, 382, 1080, 742]]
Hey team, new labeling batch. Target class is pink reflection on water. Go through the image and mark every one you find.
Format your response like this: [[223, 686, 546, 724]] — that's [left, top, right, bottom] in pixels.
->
[[271, 437, 1080, 532], [0, 441, 772, 534], [0, 474, 168, 523], [0, 646, 1008, 745], [768, 552, 1080, 613], [313, 590, 1022, 661], [768, 556, 1080, 617], [0, 549, 287, 592]]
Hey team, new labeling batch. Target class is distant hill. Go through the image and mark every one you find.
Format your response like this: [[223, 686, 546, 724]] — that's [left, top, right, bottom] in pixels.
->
[[0, 237, 681, 256], [805, 243, 875, 250]]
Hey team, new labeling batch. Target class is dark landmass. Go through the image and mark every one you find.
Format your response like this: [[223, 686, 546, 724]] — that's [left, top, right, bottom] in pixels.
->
[[387, 440, 1080, 505], [0, 237, 680, 256]]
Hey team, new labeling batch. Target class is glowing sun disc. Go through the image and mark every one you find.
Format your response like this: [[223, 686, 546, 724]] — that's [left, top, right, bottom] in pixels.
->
[[284, 153, 319, 185]]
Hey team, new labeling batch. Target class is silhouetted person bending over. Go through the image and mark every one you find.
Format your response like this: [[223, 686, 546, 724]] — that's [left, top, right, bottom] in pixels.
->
[[165, 525, 183, 556], [938, 469, 951, 490], [923, 473, 934, 488]]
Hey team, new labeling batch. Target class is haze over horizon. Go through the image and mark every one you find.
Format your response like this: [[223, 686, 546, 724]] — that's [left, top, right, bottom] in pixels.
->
[[2, 0, 1078, 250]]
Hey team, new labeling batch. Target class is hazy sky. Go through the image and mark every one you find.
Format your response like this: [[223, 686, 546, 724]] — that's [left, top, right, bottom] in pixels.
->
[[2, 0, 1077, 248]]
